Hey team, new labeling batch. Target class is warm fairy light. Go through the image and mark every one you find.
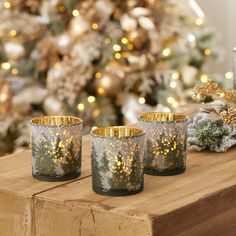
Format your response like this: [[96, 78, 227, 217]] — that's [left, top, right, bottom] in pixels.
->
[[225, 71, 233, 80], [195, 18, 204, 26], [77, 103, 85, 111], [88, 96, 96, 103], [72, 9, 80, 17], [113, 44, 121, 52], [200, 73, 208, 83], [91, 23, 98, 30], [138, 97, 145, 104], [97, 87, 105, 95], [172, 102, 179, 108], [95, 72, 102, 79], [0, 92, 7, 102], [162, 48, 172, 57], [127, 43, 133, 50], [92, 126, 97, 131], [93, 109, 100, 118], [172, 72, 180, 80], [12, 68, 18, 75], [104, 38, 111, 44], [4, 1, 11, 8], [121, 37, 128, 44], [188, 34, 195, 42], [170, 81, 177, 88], [1, 62, 11, 70], [204, 48, 212, 56], [114, 52, 121, 59], [9, 30, 17, 37], [167, 97, 175, 104], [220, 92, 225, 98]]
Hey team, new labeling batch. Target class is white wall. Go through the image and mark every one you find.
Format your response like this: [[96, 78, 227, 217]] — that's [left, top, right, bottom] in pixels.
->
[[197, 0, 236, 74]]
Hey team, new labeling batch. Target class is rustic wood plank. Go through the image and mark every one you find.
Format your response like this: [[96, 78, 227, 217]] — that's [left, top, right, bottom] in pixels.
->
[[34, 147, 236, 235], [0, 137, 90, 236]]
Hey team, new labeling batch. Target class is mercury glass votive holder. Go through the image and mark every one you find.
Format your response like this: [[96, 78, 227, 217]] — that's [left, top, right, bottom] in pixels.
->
[[90, 126, 145, 196], [29, 116, 82, 181], [138, 112, 188, 176]]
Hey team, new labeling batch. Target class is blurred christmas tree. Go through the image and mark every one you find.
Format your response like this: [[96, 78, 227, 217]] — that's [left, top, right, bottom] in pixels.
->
[[0, 0, 222, 155]]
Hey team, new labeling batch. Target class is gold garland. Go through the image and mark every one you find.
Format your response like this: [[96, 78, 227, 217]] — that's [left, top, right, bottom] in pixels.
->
[[220, 107, 236, 126], [193, 80, 236, 104]]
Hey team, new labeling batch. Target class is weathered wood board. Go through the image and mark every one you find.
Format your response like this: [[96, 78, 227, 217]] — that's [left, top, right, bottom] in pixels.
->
[[0, 137, 90, 236], [34, 148, 236, 236]]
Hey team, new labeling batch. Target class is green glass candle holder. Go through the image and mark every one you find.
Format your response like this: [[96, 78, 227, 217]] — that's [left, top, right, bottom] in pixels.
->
[[90, 126, 145, 196], [29, 116, 82, 181], [138, 112, 188, 176]]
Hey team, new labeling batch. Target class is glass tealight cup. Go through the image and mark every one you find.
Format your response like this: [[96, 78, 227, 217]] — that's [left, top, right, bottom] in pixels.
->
[[29, 116, 82, 181], [90, 126, 145, 196], [138, 112, 188, 176]]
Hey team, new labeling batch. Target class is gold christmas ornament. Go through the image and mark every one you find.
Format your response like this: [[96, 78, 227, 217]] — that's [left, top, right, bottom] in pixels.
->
[[95, 71, 123, 96], [0, 81, 12, 116], [127, 28, 148, 49]]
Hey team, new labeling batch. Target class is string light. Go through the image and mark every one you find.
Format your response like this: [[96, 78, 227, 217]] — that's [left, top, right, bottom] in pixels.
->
[[225, 71, 233, 80], [92, 126, 97, 131], [12, 68, 18, 75], [200, 73, 209, 83], [104, 38, 111, 44], [113, 44, 121, 52], [172, 72, 180, 80], [204, 48, 212, 56], [72, 9, 80, 17], [9, 30, 17, 37], [92, 109, 100, 118], [88, 96, 96, 103], [170, 81, 177, 88], [162, 48, 172, 57], [95, 72, 102, 79], [97, 87, 105, 95], [91, 23, 98, 30], [114, 52, 121, 59], [121, 37, 128, 44], [4, 1, 11, 8], [167, 97, 175, 104], [138, 97, 145, 104], [127, 43, 133, 50], [195, 18, 204, 26], [172, 102, 179, 108], [77, 103, 85, 111], [1, 62, 11, 70]]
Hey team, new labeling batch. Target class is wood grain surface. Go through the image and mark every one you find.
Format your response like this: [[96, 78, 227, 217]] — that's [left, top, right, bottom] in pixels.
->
[[0, 137, 90, 236]]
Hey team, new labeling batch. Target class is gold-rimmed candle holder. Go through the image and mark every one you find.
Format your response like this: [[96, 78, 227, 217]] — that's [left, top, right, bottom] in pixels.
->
[[29, 116, 82, 181], [90, 126, 145, 196], [138, 112, 188, 176]]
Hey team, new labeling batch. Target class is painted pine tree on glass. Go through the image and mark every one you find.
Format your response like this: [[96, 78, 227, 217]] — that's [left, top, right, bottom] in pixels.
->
[[112, 151, 127, 190], [91, 143, 103, 189]]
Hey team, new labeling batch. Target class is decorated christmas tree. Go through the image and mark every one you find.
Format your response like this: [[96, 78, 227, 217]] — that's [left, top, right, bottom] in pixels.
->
[[0, 0, 222, 155]]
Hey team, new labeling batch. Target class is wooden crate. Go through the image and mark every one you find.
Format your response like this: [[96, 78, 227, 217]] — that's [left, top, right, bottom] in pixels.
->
[[1, 137, 236, 236]]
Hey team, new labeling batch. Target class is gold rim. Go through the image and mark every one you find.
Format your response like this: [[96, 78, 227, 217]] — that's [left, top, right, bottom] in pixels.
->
[[30, 116, 82, 127], [138, 112, 187, 123], [90, 126, 145, 139]]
